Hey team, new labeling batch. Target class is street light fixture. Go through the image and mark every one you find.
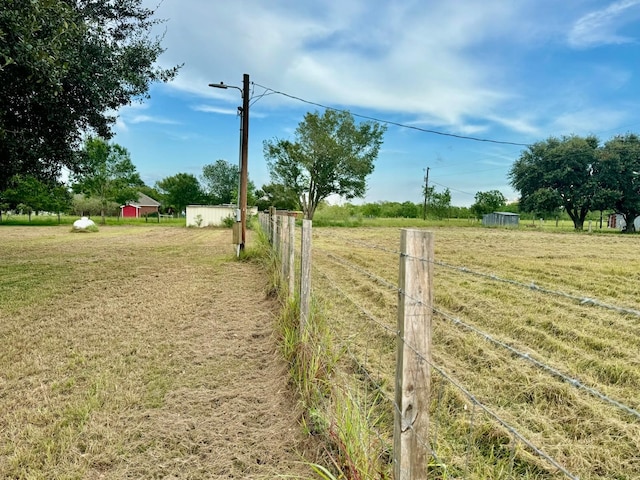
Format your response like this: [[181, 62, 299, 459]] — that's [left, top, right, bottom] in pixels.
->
[[209, 74, 250, 252]]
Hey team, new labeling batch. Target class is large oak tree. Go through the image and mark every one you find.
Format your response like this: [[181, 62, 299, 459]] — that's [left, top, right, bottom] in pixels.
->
[[263, 110, 386, 220], [0, 0, 179, 190], [509, 135, 599, 230]]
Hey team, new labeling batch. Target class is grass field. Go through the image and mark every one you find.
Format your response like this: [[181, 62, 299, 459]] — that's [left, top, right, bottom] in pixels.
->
[[0, 214, 185, 227], [307, 226, 639, 479], [0, 225, 313, 479]]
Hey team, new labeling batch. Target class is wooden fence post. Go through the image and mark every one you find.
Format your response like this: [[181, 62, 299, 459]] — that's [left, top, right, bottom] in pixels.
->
[[281, 214, 288, 284], [300, 219, 312, 330], [394, 229, 433, 480], [288, 216, 295, 300], [274, 214, 281, 259], [269, 207, 276, 245]]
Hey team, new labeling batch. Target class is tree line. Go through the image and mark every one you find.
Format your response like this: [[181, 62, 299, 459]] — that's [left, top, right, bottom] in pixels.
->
[[0, 137, 257, 223], [510, 134, 640, 232]]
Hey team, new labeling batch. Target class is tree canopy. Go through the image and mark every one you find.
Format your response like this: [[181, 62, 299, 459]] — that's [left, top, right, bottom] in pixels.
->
[[0, 0, 179, 191], [263, 110, 386, 220], [71, 137, 142, 223], [200, 159, 256, 206], [509, 135, 599, 230], [597, 133, 640, 232], [470, 190, 507, 218], [3, 174, 71, 221], [155, 173, 203, 214], [201, 160, 239, 205], [425, 186, 452, 219]]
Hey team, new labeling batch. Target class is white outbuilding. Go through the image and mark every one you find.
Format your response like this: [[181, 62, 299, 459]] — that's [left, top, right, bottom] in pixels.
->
[[185, 205, 259, 227]]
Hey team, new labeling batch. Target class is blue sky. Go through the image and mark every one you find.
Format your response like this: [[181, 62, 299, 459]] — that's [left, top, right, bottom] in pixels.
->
[[112, 0, 640, 206]]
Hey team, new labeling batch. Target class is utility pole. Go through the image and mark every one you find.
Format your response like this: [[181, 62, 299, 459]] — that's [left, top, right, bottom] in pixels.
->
[[422, 167, 430, 220], [239, 73, 249, 251], [208, 73, 250, 252]]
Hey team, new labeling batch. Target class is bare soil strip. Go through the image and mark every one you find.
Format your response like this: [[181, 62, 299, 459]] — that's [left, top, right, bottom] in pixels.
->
[[0, 226, 312, 479]]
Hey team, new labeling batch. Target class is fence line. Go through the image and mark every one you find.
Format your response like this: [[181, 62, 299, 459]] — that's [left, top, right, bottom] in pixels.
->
[[314, 253, 591, 478], [309, 237, 579, 478], [317, 246, 640, 421], [258, 213, 640, 479]]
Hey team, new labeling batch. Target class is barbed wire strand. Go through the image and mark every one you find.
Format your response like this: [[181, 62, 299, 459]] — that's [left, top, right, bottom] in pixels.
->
[[435, 259, 640, 318], [319, 233, 640, 318], [315, 256, 578, 478], [319, 246, 639, 417], [403, 337, 580, 480], [434, 306, 640, 420], [316, 266, 447, 464]]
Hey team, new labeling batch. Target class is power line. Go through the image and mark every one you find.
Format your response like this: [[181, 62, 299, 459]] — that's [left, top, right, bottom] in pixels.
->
[[430, 180, 476, 197], [252, 82, 532, 147]]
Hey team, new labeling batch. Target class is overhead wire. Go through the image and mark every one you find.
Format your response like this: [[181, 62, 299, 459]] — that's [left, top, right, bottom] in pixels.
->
[[251, 82, 532, 147]]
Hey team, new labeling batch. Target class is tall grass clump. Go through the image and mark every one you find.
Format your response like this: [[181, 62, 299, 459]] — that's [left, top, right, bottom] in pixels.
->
[[254, 225, 393, 479]]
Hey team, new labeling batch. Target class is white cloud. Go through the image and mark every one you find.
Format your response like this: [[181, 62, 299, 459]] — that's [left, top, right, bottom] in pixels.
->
[[192, 105, 239, 115], [149, 0, 533, 131], [568, 0, 640, 48], [485, 114, 540, 136], [129, 115, 179, 125], [550, 108, 629, 136]]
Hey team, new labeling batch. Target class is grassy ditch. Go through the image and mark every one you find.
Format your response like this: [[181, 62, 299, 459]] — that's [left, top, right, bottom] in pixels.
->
[[254, 227, 395, 480]]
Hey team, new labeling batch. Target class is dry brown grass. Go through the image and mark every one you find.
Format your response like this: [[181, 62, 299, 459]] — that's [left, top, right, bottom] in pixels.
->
[[311, 226, 640, 480], [0, 226, 315, 479]]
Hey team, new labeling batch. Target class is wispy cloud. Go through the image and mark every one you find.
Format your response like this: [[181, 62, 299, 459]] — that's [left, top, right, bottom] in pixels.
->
[[129, 115, 179, 125], [152, 0, 532, 132], [568, 0, 640, 48], [192, 105, 240, 115], [550, 108, 629, 136]]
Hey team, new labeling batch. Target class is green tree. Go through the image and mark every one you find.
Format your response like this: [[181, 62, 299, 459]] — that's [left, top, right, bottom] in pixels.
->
[[71, 137, 142, 224], [2, 175, 71, 222], [597, 133, 640, 233], [46, 184, 73, 222], [361, 202, 382, 217], [509, 135, 600, 230], [398, 201, 419, 218], [429, 187, 452, 219], [155, 173, 203, 215], [201, 159, 239, 205], [0, 0, 179, 191], [254, 183, 300, 212], [3, 175, 49, 221], [470, 190, 507, 218], [263, 110, 386, 220]]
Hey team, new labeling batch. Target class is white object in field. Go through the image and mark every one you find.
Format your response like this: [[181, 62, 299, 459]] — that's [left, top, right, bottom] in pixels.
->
[[73, 217, 96, 230]]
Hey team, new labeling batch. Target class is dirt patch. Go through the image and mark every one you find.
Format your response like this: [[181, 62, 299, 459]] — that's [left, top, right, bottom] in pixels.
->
[[0, 226, 315, 479]]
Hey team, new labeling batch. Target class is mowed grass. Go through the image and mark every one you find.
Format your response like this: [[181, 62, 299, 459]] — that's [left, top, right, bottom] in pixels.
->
[[310, 226, 640, 479], [0, 225, 311, 479]]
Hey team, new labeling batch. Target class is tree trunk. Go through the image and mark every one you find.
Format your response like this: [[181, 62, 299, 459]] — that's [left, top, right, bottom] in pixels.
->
[[620, 212, 638, 233], [566, 211, 583, 230]]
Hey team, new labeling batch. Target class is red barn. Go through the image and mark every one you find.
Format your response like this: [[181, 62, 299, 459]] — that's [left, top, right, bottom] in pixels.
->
[[121, 193, 161, 218]]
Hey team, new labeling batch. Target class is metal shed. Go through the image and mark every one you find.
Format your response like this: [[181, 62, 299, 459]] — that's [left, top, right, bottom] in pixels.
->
[[482, 212, 520, 227]]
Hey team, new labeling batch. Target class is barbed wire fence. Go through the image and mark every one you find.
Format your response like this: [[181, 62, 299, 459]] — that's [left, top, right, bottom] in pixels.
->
[[257, 211, 638, 480]]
